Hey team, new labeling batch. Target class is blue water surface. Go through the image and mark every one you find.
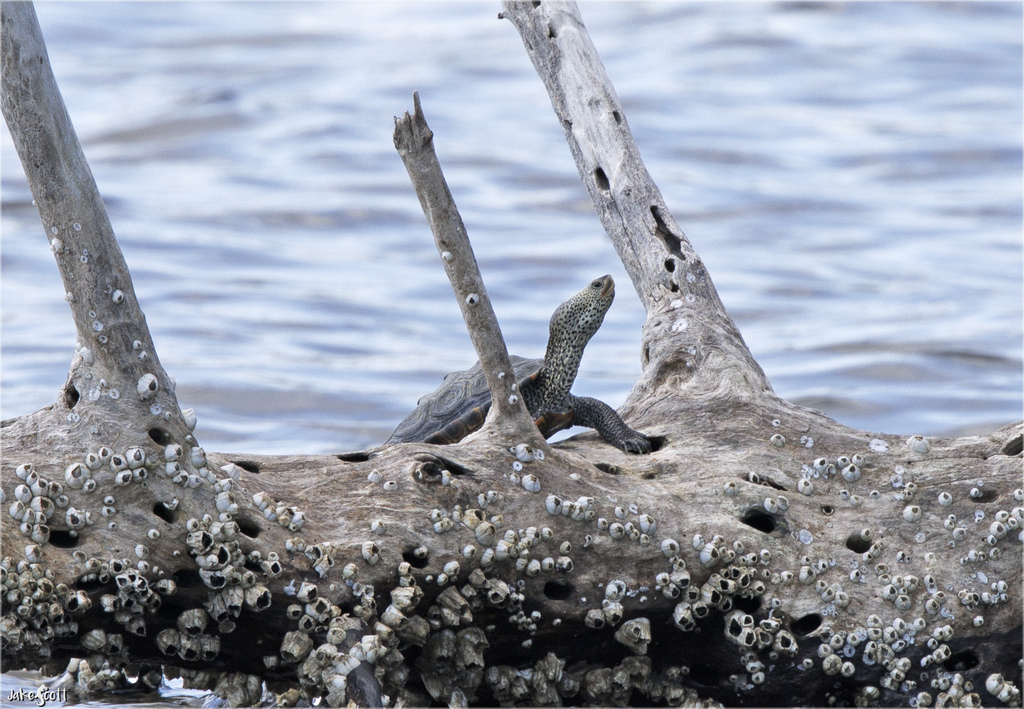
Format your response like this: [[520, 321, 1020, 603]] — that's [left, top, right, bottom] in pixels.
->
[[2, 2, 1021, 455]]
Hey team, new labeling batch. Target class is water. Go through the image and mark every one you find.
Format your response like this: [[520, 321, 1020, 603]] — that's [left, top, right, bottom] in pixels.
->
[[2, 2, 1021, 457], [0, 670, 207, 706]]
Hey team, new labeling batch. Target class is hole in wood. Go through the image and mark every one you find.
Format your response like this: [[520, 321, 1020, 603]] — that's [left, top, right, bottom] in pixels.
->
[[1001, 433, 1022, 456], [669, 282, 679, 292], [231, 459, 260, 474], [148, 427, 172, 446], [63, 382, 79, 409], [844, 533, 870, 554], [547, 22, 557, 38], [943, 649, 979, 672], [172, 569, 204, 589], [969, 488, 997, 503], [543, 580, 573, 600], [73, 576, 104, 592], [731, 595, 761, 614], [739, 507, 776, 534], [154, 600, 182, 623], [612, 110, 622, 124], [531, 0, 541, 7], [746, 471, 788, 491], [411, 459, 446, 483], [688, 664, 721, 687], [791, 613, 823, 636], [48, 529, 78, 548], [235, 515, 262, 539], [152, 502, 179, 524], [402, 547, 430, 569], [426, 455, 473, 477], [664, 258, 675, 273], [593, 167, 610, 191], [651, 204, 685, 258], [337, 451, 372, 462]]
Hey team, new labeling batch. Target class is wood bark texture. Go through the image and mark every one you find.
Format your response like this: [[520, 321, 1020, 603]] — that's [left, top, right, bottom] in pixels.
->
[[1, 2, 1021, 708]]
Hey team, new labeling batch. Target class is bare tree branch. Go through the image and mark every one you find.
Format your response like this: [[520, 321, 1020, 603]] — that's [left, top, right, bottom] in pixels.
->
[[1, 1, 189, 441], [500, 0, 772, 412], [392, 92, 544, 450]]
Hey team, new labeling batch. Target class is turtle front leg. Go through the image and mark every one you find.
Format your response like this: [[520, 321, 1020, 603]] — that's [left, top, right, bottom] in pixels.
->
[[570, 395, 652, 454]]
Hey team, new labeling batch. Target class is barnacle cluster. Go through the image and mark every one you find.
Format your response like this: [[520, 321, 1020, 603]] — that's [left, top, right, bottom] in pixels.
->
[[251, 488, 306, 532], [1, 389, 260, 695], [2, 390, 1021, 709]]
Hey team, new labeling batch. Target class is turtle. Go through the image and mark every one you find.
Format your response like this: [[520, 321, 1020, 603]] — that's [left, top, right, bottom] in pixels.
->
[[387, 274, 652, 454]]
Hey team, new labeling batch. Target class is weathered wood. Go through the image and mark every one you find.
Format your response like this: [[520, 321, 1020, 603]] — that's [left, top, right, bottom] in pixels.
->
[[500, 0, 771, 418], [393, 91, 545, 451], [1, 2, 1020, 708], [0, 1, 185, 436]]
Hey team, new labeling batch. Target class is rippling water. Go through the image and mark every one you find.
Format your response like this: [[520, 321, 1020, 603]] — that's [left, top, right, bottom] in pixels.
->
[[2, 2, 1021, 456]]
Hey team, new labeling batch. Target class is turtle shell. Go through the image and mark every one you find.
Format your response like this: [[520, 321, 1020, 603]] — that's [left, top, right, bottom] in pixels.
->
[[387, 355, 544, 444]]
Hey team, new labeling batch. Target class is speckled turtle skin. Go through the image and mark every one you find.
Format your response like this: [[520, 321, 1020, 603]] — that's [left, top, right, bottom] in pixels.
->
[[387, 275, 652, 454]]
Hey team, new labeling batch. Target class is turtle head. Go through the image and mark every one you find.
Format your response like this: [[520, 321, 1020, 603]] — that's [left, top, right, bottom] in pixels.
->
[[535, 275, 615, 407], [548, 274, 615, 349]]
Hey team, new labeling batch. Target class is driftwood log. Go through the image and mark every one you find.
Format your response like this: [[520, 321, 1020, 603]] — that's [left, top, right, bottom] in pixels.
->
[[2, 2, 1021, 707]]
